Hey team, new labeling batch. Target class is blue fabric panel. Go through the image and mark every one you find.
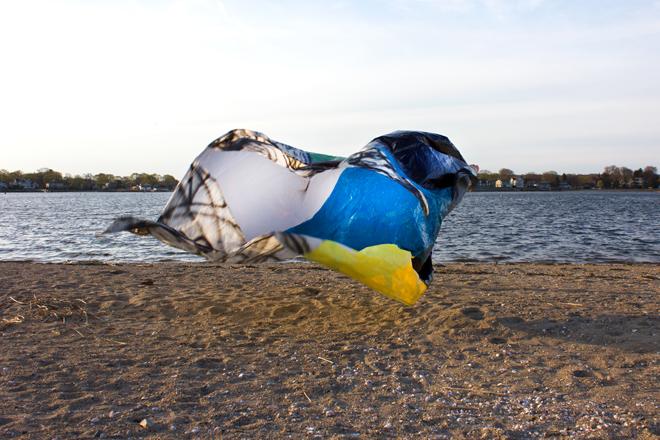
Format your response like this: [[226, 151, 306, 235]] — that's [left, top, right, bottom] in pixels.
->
[[288, 167, 453, 258]]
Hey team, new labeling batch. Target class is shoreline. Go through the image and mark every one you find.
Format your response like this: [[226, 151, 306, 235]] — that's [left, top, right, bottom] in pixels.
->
[[1, 262, 658, 438]]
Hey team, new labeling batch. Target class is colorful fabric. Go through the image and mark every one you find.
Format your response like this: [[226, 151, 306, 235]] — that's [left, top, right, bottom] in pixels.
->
[[104, 129, 475, 304]]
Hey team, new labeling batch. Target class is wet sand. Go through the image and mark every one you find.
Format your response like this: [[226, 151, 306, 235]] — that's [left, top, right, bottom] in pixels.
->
[[0, 262, 658, 439]]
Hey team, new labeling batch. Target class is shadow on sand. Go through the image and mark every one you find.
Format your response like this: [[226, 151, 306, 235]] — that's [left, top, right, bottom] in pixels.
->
[[497, 313, 659, 353]]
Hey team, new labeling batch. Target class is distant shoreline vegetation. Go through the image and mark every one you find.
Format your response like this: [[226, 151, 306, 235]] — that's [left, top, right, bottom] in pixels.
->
[[0, 168, 179, 192], [0, 165, 657, 192], [474, 166, 658, 191]]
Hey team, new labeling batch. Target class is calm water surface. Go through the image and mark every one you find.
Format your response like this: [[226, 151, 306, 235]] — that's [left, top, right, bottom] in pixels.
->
[[0, 191, 658, 263]]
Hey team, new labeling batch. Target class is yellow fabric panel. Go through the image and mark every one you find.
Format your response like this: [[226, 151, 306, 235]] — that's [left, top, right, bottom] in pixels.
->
[[304, 240, 427, 305]]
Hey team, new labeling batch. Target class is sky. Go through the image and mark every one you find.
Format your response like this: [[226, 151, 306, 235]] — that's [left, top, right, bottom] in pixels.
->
[[0, 0, 659, 177]]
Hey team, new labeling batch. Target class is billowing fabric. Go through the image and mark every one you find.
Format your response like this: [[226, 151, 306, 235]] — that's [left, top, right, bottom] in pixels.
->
[[104, 129, 476, 305]]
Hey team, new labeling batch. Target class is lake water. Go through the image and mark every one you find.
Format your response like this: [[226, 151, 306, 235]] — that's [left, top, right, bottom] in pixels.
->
[[0, 191, 658, 263]]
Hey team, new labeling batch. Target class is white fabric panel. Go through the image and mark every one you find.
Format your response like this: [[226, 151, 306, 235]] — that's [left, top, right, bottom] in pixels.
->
[[199, 150, 341, 240], [302, 165, 344, 218]]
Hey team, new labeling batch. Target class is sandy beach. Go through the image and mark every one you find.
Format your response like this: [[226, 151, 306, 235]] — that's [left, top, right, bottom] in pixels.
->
[[0, 262, 658, 439]]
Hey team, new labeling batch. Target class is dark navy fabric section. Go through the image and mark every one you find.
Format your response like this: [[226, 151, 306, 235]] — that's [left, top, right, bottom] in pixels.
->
[[287, 167, 453, 258]]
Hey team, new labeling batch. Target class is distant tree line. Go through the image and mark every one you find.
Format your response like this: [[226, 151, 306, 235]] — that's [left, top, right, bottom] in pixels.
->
[[476, 165, 658, 190], [1, 165, 657, 192], [0, 168, 179, 192]]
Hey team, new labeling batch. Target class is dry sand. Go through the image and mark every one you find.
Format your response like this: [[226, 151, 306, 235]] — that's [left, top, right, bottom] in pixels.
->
[[0, 262, 658, 439]]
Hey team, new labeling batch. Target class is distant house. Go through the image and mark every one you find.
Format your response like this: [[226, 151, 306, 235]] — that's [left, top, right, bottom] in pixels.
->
[[476, 179, 495, 190], [46, 182, 66, 191], [131, 184, 156, 192], [510, 176, 524, 190], [13, 179, 38, 190], [495, 179, 512, 189], [558, 182, 572, 191], [0, 181, 7, 191], [525, 181, 551, 191]]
